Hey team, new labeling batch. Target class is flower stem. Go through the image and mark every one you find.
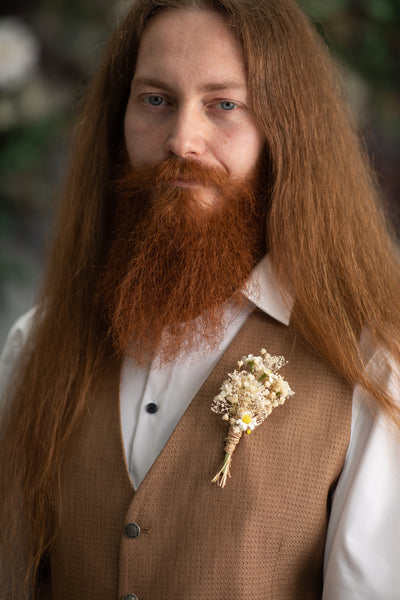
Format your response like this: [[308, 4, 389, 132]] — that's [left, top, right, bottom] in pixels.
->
[[212, 427, 242, 488], [211, 452, 232, 487]]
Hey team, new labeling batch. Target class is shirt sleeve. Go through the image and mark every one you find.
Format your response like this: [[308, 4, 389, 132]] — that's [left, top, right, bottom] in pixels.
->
[[323, 349, 400, 599], [0, 308, 36, 401]]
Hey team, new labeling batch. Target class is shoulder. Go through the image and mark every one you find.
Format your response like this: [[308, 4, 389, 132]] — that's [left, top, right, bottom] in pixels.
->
[[323, 334, 400, 598], [0, 307, 36, 398], [361, 330, 400, 416], [1, 307, 36, 359], [346, 332, 400, 491]]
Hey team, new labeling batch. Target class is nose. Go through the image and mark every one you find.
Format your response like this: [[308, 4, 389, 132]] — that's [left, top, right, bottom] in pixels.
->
[[164, 105, 206, 159]]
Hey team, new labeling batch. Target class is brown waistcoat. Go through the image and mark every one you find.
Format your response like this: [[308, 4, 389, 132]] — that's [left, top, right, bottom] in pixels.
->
[[43, 310, 352, 600]]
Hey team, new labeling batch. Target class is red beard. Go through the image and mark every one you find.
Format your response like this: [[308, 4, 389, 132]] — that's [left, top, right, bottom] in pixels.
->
[[97, 157, 265, 366]]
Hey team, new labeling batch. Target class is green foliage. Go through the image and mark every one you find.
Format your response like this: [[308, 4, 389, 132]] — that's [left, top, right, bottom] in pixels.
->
[[300, 0, 400, 91], [299, 0, 400, 167], [300, 0, 348, 19], [0, 118, 63, 175]]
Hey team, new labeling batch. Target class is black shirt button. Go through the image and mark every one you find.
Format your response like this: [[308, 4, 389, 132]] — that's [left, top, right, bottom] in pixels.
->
[[146, 402, 158, 414], [124, 523, 140, 539], [121, 595, 138, 600]]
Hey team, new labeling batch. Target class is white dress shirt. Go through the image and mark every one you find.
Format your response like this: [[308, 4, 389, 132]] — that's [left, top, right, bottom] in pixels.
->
[[1, 255, 400, 598]]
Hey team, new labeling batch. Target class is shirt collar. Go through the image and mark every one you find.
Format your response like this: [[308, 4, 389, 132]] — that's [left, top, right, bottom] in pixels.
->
[[243, 255, 293, 326]]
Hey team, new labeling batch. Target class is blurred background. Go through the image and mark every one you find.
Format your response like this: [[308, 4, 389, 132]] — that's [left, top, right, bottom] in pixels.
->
[[0, 0, 399, 343]]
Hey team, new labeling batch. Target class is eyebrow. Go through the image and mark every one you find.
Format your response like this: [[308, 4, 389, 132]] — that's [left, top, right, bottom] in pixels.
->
[[131, 76, 247, 93]]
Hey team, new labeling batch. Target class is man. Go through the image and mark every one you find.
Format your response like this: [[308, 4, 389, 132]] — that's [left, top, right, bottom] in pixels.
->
[[1, 0, 400, 598]]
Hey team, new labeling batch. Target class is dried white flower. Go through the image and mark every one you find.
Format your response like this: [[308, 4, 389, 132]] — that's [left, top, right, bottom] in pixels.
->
[[212, 349, 295, 487]]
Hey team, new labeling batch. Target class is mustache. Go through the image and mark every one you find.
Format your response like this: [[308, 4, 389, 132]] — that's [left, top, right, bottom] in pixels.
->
[[114, 157, 250, 193]]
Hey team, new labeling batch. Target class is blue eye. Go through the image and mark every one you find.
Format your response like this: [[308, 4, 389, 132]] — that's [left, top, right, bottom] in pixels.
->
[[218, 101, 236, 111], [145, 95, 165, 106]]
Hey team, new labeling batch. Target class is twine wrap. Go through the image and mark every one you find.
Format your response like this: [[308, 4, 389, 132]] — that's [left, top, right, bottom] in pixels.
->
[[212, 427, 242, 488]]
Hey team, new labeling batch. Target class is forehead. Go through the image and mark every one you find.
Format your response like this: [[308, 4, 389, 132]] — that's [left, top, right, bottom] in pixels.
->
[[134, 9, 248, 91]]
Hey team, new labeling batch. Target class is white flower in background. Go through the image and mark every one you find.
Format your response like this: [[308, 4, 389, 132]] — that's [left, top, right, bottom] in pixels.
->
[[0, 18, 39, 90]]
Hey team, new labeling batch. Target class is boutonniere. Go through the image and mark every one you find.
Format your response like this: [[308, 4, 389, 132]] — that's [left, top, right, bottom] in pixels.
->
[[211, 349, 294, 488]]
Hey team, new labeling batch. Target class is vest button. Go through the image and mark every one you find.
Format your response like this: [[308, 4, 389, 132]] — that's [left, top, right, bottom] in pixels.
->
[[146, 402, 158, 414], [124, 523, 140, 539], [121, 595, 138, 600]]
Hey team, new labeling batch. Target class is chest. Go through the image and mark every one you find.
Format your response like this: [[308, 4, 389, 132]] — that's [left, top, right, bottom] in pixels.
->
[[47, 311, 352, 599]]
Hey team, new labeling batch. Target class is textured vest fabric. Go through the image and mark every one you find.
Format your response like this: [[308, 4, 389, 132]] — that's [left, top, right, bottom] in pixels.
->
[[43, 310, 352, 600]]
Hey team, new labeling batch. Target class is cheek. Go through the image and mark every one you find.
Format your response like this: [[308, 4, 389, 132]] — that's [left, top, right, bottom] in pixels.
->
[[124, 109, 165, 167], [219, 126, 264, 178]]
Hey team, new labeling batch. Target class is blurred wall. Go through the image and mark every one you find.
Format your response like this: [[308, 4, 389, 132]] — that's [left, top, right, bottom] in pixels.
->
[[0, 0, 399, 344]]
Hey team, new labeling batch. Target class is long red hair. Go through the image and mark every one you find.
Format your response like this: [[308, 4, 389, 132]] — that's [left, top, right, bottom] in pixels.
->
[[1, 0, 399, 596]]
